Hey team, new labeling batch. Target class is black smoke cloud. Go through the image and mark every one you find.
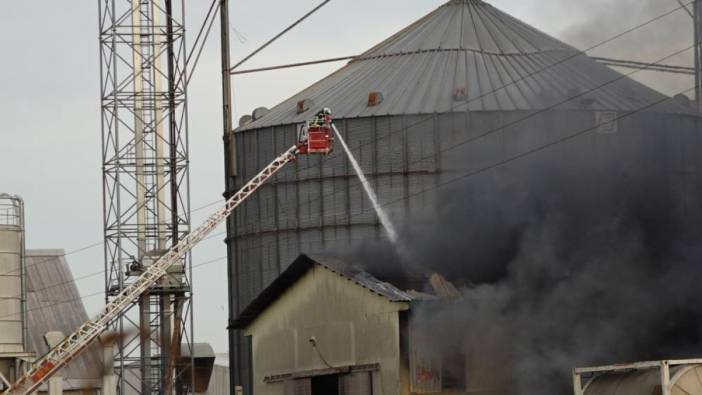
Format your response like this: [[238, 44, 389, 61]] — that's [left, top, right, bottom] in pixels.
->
[[555, 0, 692, 97], [341, 159, 702, 394]]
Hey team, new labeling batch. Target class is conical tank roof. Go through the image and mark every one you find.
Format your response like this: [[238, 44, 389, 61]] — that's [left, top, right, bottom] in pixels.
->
[[239, 0, 692, 131]]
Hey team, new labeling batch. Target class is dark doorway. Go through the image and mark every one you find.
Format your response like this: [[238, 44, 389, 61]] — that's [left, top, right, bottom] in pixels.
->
[[311, 374, 339, 395], [442, 349, 466, 391]]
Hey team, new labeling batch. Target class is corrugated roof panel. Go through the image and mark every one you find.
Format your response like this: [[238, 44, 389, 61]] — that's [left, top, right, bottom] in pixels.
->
[[481, 6, 535, 53], [492, 55, 530, 109], [237, 0, 694, 132], [467, 4, 502, 54], [440, 7, 463, 49], [487, 3, 568, 52], [230, 254, 415, 329], [25, 249, 102, 388], [481, 12, 523, 53]]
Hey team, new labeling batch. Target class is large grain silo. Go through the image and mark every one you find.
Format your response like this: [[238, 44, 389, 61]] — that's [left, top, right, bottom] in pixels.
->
[[224, 0, 702, 389]]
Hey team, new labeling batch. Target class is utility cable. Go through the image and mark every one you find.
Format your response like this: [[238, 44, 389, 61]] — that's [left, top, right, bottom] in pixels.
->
[[230, 0, 333, 71], [185, 0, 221, 87], [21, 61, 696, 355], [26, 7, 688, 354], [592, 56, 694, 75], [309, 0, 695, 168], [0, 255, 232, 322], [0, 235, 372, 321], [206, 0, 695, 216], [12, 0, 690, 322], [0, 222, 226, 278], [0, 193, 239, 278], [18, 231, 371, 303], [0, 242, 105, 278], [232, 56, 357, 75], [676, 0, 694, 17], [309, 337, 335, 369], [232, 43, 696, 237], [185, 0, 219, 69], [240, 77, 699, 248], [6, 54, 695, 323]]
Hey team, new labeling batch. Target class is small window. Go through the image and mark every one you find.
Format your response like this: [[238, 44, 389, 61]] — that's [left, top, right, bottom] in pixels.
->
[[596, 111, 618, 134]]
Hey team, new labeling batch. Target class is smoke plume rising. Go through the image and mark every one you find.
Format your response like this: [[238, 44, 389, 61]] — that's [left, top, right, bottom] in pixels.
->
[[554, 0, 693, 97], [343, 156, 702, 394], [334, 3, 702, 391]]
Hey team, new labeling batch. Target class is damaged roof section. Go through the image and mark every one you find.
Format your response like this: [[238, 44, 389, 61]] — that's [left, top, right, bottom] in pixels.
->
[[230, 254, 419, 329], [231, 254, 454, 330]]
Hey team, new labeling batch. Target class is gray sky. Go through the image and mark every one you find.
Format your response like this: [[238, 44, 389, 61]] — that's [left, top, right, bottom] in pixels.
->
[[0, 0, 694, 353]]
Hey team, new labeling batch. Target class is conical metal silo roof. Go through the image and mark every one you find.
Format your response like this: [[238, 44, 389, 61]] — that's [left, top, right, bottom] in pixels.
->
[[238, 0, 692, 131]]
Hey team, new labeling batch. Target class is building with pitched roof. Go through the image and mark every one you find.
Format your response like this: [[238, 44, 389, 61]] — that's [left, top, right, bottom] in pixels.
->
[[230, 254, 505, 395], [25, 249, 103, 394]]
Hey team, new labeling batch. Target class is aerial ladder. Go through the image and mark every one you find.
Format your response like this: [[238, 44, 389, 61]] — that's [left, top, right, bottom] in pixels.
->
[[2, 111, 336, 395]]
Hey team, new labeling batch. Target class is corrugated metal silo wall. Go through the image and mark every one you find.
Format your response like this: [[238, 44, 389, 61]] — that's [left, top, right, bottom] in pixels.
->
[[225, 109, 702, 391]]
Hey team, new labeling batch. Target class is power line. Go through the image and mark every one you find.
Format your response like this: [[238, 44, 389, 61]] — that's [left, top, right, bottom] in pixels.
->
[[676, 0, 694, 17], [16, 225, 248, 302], [0, 227, 226, 278], [206, 1, 696, 220], [231, 55, 356, 75], [232, 42, 695, 236], [1, 235, 375, 322], [0, 255, 232, 322], [593, 56, 694, 75], [186, 0, 219, 69], [0, 242, 105, 278], [221, 45, 700, 278], [230, 0, 333, 71], [231, 55, 696, 77], [0, 193, 232, 279], [9, 79, 696, 324], [186, 0, 221, 87], [258, 1, 694, 176], [371, 85, 697, 223], [7, 0, 690, 331]]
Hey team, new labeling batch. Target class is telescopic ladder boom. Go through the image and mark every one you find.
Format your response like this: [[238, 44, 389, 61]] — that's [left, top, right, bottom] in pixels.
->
[[2, 144, 302, 395]]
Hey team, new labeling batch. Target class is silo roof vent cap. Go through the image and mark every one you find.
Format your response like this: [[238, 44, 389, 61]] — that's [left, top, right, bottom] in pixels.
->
[[367, 91, 384, 107], [674, 94, 691, 107], [297, 99, 314, 114], [239, 115, 253, 127], [252, 107, 270, 121]]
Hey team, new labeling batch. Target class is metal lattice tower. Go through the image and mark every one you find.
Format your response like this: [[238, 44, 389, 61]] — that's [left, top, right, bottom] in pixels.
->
[[99, 1, 193, 393]]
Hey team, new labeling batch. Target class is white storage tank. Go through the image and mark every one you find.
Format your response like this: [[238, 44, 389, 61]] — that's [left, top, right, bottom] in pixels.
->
[[575, 360, 702, 395], [0, 194, 26, 383]]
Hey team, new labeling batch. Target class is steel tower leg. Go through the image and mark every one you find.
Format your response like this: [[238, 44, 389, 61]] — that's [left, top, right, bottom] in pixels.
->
[[695, 0, 702, 108], [99, 0, 193, 393]]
